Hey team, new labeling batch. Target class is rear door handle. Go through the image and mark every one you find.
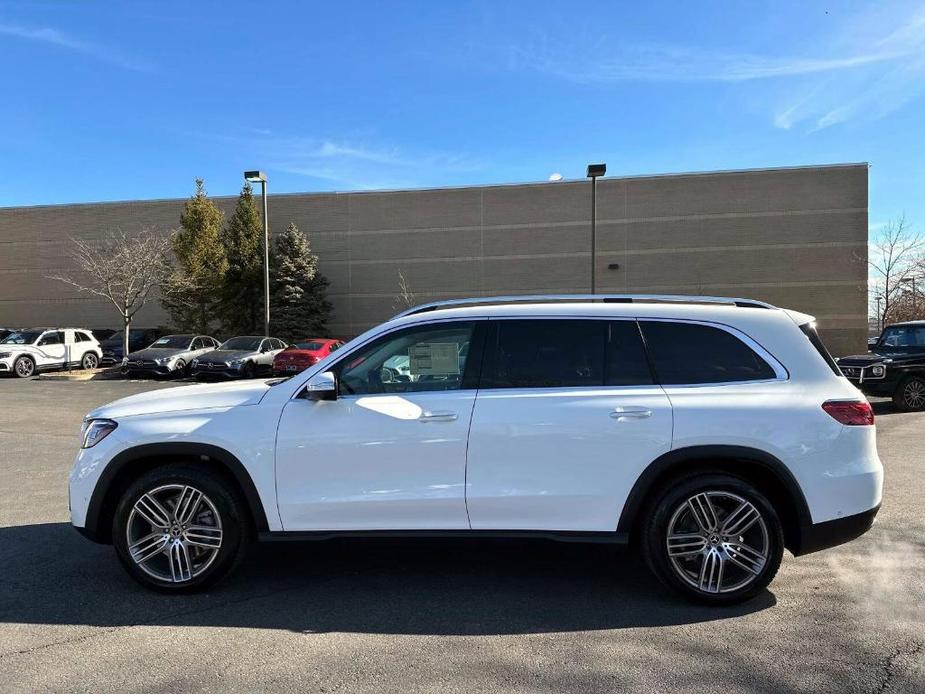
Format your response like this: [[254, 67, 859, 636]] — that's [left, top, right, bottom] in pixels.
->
[[419, 411, 458, 422], [610, 407, 652, 420]]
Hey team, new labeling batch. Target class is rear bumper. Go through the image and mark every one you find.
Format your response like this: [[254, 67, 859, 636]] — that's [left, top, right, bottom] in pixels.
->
[[793, 504, 880, 556]]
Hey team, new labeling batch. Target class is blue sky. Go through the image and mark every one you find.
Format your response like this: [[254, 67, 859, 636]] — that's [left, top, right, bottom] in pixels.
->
[[1, 1, 923, 235]]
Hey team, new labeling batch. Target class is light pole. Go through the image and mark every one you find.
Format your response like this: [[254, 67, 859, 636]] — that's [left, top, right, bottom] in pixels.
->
[[244, 170, 270, 337], [586, 163, 606, 294], [900, 276, 919, 315]]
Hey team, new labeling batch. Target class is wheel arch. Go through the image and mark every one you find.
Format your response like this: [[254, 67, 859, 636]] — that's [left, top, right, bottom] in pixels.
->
[[83, 442, 269, 544], [616, 445, 812, 554]]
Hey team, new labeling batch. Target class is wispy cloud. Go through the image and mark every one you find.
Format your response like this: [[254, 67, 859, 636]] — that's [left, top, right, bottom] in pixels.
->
[[0, 22, 150, 71], [505, 4, 925, 131], [207, 132, 481, 190], [509, 42, 903, 84]]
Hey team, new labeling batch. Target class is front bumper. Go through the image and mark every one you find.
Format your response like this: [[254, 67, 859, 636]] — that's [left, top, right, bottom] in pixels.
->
[[192, 364, 245, 379], [274, 363, 311, 376], [0, 357, 12, 372], [845, 376, 898, 397], [794, 504, 880, 556], [123, 364, 174, 376]]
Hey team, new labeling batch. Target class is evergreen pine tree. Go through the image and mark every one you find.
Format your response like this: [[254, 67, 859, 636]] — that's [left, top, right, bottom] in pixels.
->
[[270, 222, 332, 341], [160, 179, 227, 333], [219, 182, 265, 335]]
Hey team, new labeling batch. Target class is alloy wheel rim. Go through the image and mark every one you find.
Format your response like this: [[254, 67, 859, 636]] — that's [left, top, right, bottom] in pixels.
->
[[126, 484, 223, 583], [16, 359, 33, 377], [666, 490, 770, 594], [84, 354, 98, 369], [904, 380, 925, 409]]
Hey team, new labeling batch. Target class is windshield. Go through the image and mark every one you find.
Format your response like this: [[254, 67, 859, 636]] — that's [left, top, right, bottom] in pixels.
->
[[221, 337, 262, 351], [0, 330, 43, 345], [148, 335, 193, 349], [877, 325, 925, 350], [294, 341, 325, 350], [102, 330, 152, 346]]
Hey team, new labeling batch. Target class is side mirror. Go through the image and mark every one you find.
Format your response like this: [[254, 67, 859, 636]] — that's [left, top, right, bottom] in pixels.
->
[[303, 370, 337, 401]]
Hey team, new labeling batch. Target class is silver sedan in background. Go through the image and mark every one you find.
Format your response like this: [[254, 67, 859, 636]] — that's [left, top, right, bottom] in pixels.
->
[[191, 336, 287, 379], [122, 334, 220, 377]]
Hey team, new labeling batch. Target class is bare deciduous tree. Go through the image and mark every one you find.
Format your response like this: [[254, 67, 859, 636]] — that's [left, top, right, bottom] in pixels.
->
[[868, 215, 924, 328], [49, 229, 171, 357], [393, 269, 417, 310]]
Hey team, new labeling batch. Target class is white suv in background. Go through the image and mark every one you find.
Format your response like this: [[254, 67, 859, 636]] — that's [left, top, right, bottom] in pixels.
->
[[68, 295, 882, 604], [1, 328, 102, 378]]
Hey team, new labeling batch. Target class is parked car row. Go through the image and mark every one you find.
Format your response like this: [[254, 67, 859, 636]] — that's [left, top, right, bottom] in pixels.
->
[[121, 334, 344, 380], [0, 325, 344, 380]]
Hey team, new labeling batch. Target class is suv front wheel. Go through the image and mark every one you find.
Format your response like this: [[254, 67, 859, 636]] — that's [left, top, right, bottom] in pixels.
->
[[893, 375, 925, 412], [112, 465, 250, 592], [641, 473, 784, 605]]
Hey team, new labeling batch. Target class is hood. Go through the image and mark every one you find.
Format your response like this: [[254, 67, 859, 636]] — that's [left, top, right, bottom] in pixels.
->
[[87, 379, 275, 420], [277, 348, 320, 358], [197, 349, 257, 362], [838, 350, 924, 365], [0, 343, 40, 354], [126, 347, 186, 360]]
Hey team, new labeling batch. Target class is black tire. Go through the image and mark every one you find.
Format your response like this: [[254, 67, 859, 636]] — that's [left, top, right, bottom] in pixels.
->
[[640, 473, 783, 605], [13, 355, 35, 379], [112, 464, 251, 592], [173, 359, 188, 378], [243, 362, 256, 379], [81, 352, 99, 370], [892, 375, 925, 412]]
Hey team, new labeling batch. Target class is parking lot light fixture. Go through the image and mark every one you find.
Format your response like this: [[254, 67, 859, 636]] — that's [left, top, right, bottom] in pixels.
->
[[586, 163, 606, 294], [900, 276, 919, 313], [244, 170, 271, 337]]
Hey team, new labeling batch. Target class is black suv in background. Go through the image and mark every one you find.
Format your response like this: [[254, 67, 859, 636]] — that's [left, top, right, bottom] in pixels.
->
[[99, 328, 165, 366], [837, 320, 925, 411]]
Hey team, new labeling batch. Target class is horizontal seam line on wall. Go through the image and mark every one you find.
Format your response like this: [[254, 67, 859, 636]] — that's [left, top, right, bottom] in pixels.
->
[[0, 206, 868, 242], [302, 241, 868, 266]]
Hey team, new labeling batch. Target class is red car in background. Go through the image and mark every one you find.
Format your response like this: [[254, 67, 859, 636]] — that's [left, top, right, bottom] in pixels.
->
[[273, 338, 345, 376]]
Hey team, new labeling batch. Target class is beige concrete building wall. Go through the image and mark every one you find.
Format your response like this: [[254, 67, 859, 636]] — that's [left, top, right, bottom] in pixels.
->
[[0, 163, 868, 355]]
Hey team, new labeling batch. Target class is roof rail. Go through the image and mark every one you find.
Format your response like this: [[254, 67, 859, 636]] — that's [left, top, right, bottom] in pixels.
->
[[392, 294, 777, 319]]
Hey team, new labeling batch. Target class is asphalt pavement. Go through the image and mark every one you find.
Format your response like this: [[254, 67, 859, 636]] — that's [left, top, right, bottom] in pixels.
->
[[0, 379, 922, 693]]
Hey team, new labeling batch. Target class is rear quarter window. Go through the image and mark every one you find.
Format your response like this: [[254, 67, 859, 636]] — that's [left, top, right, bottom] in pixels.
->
[[640, 321, 777, 385], [800, 323, 841, 375]]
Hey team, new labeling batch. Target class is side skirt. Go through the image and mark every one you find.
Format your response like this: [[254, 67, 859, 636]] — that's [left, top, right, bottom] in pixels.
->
[[258, 529, 629, 544]]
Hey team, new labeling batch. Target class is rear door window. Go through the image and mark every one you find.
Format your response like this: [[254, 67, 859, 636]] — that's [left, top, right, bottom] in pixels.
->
[[639, 321, 777, 385], [481, 320, 604, 389]]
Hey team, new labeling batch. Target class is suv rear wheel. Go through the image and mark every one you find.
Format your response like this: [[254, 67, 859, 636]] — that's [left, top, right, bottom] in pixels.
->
[[641, 473, 783, 605], [112, 465, 250, 592]]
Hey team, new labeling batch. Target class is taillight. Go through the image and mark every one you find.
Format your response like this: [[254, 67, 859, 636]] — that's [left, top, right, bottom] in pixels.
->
[[822, 400, 874, 426]]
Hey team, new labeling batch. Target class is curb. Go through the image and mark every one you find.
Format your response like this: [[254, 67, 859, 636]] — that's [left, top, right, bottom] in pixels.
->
[[36, 367, 125, 382]]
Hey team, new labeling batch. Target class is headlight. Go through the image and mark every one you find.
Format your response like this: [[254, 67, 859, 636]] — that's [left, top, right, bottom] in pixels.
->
[[191, 358, 199, 366], [229, 360, 243, 367], [80, 419, 118, 449], [870, 365, 885, 377]]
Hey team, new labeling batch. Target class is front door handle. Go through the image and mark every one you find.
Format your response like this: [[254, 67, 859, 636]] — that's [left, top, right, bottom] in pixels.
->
[[419, 411, 458, 422], [610, 406, 652, 420]]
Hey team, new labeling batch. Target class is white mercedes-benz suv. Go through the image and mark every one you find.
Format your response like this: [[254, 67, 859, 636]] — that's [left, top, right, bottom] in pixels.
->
[[69, 295, 882, 604]]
